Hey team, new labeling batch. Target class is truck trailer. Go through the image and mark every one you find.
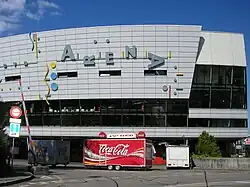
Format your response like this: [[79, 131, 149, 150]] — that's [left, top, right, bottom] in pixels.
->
[[166, 145, 190, 169], [28, 139, 70, 167], [83, 131, 154, 170]]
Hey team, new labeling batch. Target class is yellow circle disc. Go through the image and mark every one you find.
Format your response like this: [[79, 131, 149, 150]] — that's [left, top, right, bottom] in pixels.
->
[[50, 61, 56, 69]]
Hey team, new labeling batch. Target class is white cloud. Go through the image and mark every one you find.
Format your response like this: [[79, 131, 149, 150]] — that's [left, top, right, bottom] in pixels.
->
[[0, 0, 26, 33], [25, 0, 61, 21], [0, 20, 20, 33], [0, 0, 62, 34], [0, 0, 26, 11], [38, 0, 59, 9]]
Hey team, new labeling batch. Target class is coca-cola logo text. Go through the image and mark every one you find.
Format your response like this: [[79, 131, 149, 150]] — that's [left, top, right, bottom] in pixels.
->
[[99, 144, 130, 156]]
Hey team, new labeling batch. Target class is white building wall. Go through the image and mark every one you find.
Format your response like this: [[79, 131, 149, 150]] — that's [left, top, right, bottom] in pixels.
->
[[197, 31, 246, 67], [0, 25, 201, 102]]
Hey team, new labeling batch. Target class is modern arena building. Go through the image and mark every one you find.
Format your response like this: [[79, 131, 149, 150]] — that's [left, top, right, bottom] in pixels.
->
[[0, 24, 248, 161]]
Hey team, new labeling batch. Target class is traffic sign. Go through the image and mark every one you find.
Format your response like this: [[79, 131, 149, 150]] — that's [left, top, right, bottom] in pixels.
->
[[9, 118, 21, 124], [10, 106, 22, 119], [9, 123, 21, 138]]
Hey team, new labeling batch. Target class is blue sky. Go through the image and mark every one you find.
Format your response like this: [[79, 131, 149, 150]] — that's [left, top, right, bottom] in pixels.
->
[[0, 0, 250, 129]]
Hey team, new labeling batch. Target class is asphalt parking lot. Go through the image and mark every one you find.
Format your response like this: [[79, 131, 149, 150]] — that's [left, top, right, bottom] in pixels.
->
[[12, 167, 250, 187]]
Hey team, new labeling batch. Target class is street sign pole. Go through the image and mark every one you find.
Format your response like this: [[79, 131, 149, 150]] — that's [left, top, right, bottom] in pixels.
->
[[11, 138, 15, 166], [9, 119, 21, 167]]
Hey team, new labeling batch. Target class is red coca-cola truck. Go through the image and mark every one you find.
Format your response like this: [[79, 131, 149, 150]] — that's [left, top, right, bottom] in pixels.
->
[[83, 131, 155, 170]]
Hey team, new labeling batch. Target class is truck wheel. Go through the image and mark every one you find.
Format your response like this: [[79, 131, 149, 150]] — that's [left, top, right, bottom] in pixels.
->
[[115, 165, 121, 171], [107, 165, 113, 170]]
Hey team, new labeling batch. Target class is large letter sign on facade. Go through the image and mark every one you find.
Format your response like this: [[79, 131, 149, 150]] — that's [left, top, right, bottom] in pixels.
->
[[59, 45, 168, 69], [148, 53, 165, 69], [106, 52, 114, 65], [61, 45, 75, 61], [84, 55, 95, 66], [125, 46, 137, 59]]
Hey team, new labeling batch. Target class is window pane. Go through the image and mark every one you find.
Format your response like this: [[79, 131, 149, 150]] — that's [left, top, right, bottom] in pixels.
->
[[233, 67, 245, 86], [144, 99, 165, 114], [123, 115, 143, 126], [212, 66, 232, 85], [123, 99, 144, 114], [231, 119, 247, 128], [32, 101, 48, 113], [81, 115, 100, 126], [211, 87, 231, 108], [62, 115, 80, 126], [188, 118, 208, 127], [232, 88, 246, 109], [145, 115, 165, 127], [189, 87, 210, 108], [102, 115, 121, 126], [43, 116, 61, 126], [80, 99, 100, 112], [167, 99, 188, 114], [29, 116, 43, 126], [193, 65, 211, 85], [210, 119, 230, 127], [101, 99, 122, 114], [167, 115, 187, 127]]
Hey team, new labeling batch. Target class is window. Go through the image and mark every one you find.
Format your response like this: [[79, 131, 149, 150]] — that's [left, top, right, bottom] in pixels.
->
[[232, 88, 246, 109], [79, 99, 100, 112], [102, 115, 121, 126], [123, 115, 143, 126], [192, 65, 211, 85], [189, 87, 210, 108], [231, 119, 247, 128], [212, 66, 231, 85], [62, 115, 80, 126], [29, 116, 43, 126], [188, 118, 209, 127], [211, 87, 231, 108], [167, 115, 187, 127], [144, 70, 167, 76], [99, 70, 121, 76], [210, 119, 230, 127], [58, 72, 78, 78], [81, 115, 100, 126], [5, 75, 21, 82], [42, 115, 61, 126], [100, 99, 122, 113], [122, 99, 144, 114], [60, 99, 79, 113], [233, 67, 245, 86], [167, 99, 188, 114], [145, 115, 165, 127], [144, 99, 165, 114]]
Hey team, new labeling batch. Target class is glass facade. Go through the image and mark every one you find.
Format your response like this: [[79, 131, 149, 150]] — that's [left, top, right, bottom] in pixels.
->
[[3, 65, 247, 129], [190, 65, 247, 109], [20, 99, 189, 127]]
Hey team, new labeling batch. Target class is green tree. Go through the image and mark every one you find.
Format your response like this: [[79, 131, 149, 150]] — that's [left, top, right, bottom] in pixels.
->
[[194, 131, 221, 158]]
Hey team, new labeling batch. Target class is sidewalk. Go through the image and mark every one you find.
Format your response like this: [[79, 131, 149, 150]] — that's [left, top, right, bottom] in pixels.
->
[[0, 165, 34, 186], [0, 174, 34, 186]]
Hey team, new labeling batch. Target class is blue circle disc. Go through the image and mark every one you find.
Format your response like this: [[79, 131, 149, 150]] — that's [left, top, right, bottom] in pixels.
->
[[50, 72, 57, 80], [51, 83, 58, 91]]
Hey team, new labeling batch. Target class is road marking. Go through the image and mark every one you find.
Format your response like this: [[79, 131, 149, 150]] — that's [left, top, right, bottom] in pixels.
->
[[236, 181, 250, 184], [19, 185, 29, 187], [51, 180, 60, 183], [164, 180, 250, 187], [53, 175, 64, 185], [28, 182, 36, 185], [68, 179, 79, 182], [39, 181, 48, 185], [41, 176, 53, 180]]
